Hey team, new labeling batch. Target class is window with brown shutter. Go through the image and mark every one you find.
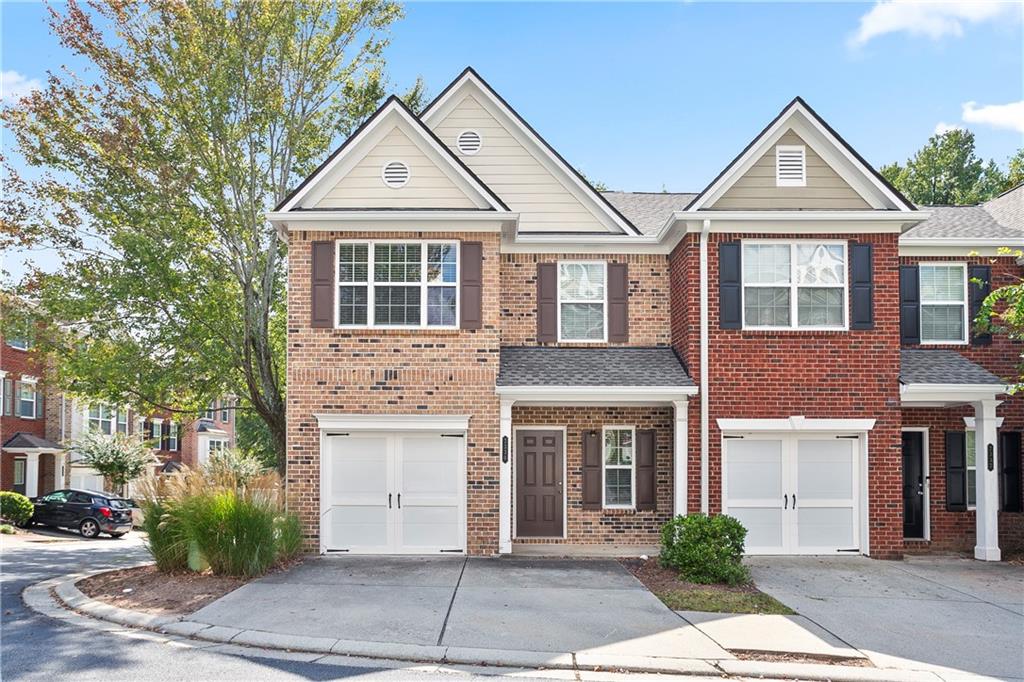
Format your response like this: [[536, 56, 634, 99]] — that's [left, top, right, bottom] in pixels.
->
[[311, 241, 335, 328], [536, 263, 557, 343], [460, 241, 482, 330], [581, 430, 602, 509], [636, 429, 656, 510], [608, 262, 629, 343]]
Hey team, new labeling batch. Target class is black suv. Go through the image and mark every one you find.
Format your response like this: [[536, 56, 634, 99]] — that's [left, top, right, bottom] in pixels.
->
[[29, 489, 134, 538]]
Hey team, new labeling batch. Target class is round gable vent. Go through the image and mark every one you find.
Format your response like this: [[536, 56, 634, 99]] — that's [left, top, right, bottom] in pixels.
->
[[456, 130, 482, 155], [381, 161, 410, 188]]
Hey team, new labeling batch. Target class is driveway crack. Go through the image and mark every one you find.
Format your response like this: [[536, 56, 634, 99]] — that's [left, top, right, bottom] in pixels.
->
[[436, 556, 467, 646]]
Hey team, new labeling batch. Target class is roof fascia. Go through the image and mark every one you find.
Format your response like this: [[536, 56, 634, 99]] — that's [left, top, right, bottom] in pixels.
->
[[268, 210, 517, 233], [421, 68, 640, 236], [899, 242, 1024, 257], [495, 385, 698, 404], [899, 383, 1009, 404]]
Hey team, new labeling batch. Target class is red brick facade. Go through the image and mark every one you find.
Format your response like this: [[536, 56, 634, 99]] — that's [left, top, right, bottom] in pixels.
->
[[1, 338, 61, 494]]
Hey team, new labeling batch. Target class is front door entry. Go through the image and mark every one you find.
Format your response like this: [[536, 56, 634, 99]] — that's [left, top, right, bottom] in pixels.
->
[[516, 430, 563, 537], [902, 431, 925, 539]]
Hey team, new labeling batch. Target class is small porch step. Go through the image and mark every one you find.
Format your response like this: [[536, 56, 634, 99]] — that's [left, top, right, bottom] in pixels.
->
[[511, 542, 659, 558]]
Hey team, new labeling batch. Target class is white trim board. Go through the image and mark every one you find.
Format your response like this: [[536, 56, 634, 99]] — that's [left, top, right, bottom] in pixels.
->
[[717, 416, 876, 433], [900, 384, 1009, 405], [314, 414, 471, 433]]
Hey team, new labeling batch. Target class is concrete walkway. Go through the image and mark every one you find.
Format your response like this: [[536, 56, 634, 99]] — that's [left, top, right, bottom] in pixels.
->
[[749, 555, 1024, 680]]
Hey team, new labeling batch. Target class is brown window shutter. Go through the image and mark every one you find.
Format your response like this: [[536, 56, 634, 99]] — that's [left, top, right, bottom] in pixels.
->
[[582, 430, 602, 509], [636, 429, 656, 510], [460, 241, 483, 330], [608, 262, 629, 343], [311, 241, 335, 328], [536, 263, 557, 343]]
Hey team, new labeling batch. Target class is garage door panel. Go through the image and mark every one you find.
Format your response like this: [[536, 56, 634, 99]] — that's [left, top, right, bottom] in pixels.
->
[[796, 507, 855, 549], [327, 506, 390, 549], [399, 506, 461, 548], [797, 440, 854, 500], [726, 440, 783, 499], [731, 507, 784, 551]]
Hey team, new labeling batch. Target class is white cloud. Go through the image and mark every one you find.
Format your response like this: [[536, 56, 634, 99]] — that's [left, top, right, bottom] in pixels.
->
[[849, 1, 1014, 48], [961, 100, 1024, 133], [933, 121, 963, 135], [0, 70, 42, 102]]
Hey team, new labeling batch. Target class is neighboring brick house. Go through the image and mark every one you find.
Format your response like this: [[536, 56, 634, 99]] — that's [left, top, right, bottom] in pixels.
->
[[1, 334, 66, 497], [272, 67, 1022, 561]]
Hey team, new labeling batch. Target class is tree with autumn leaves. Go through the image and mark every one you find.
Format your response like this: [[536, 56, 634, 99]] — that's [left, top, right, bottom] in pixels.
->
[[1, 0, 425, 470]]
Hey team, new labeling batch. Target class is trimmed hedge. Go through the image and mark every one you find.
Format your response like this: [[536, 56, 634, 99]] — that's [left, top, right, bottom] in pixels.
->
[[659, 513, 750, 585], [0, 491, 34, 526]]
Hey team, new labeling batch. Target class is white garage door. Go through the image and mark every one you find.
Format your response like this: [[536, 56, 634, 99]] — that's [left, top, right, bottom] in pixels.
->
[[723, 435, 860, 555], [321, 432, 466, 554], [71, 467, 106, 493]]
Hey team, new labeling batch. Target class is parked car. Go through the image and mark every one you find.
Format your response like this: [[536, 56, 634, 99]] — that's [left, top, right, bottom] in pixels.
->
[[28, 489, 134, 538]]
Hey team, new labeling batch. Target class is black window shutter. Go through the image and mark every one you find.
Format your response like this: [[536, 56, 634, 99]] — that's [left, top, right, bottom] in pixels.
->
[[850, 243, 874, 330], [899, 265, 921, 345], [968, 265, 991, 346], [636, 429, 656, 511], [310, 241, 335, 328], [718, 241, 742, 329], [999, 432, 1022, 513], [582, 430, 602, 510], [608, 262, 629, 343], [460, 241, 483, 330], [536, 263, 557, 343], [945, 431, 967, 512]]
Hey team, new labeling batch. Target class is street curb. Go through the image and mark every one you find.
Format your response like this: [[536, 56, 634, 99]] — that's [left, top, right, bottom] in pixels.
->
[[26, 568, 953, 681]]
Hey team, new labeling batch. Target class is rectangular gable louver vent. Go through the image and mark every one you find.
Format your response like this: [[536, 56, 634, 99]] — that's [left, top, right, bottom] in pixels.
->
[[775, 145, 806, 187]]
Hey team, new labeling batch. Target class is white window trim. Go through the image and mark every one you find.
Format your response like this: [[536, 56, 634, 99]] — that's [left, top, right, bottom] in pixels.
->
[[7, 338, 31, 350], [18, 384, 37, 419], [221, 401, 230, 422], [556, 260, 609, 343], [335, 239, 460, 330], [966, 428, 978, 510], [775, 144, 806, 187], [602, 425, 636, 510], [168, 421, 179, 451], [741, 240, 849, 331], [919, 262, 969, 345], [151, 420, 163, 449]]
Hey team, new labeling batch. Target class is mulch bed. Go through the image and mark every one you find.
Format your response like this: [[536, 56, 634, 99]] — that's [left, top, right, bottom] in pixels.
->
[[78, 565, 246, 615]]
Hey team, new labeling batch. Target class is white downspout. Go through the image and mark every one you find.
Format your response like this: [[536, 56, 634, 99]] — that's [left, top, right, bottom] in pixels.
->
[[699, 219, 711, 515]]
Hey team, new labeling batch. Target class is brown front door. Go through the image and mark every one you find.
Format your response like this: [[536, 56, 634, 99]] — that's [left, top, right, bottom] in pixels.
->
[[516, 430, 563, 537]]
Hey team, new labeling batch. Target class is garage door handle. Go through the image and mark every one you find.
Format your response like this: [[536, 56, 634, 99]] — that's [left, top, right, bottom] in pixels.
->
[[397, 493, 401, 509], [792, 494, 797, 509], [388, 493, 392, 509], [784, 495, 788, 509]]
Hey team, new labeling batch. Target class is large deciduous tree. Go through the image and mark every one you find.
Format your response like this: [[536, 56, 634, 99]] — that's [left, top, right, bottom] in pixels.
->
[[2, 0, 418, 470], [881, 129, 1016, 205]]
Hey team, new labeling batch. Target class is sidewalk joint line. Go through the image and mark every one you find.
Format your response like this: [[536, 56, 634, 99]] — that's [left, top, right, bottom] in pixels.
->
[[436, 556, 467, 646]]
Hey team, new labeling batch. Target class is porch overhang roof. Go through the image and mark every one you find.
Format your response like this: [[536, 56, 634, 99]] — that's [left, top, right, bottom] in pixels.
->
[[496, 384, 697, 406], [1, 432, 65, 454], [899, 350, 1009, 406]]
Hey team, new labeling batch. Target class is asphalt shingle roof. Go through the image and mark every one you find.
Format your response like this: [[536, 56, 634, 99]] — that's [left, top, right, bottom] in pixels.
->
[[899, 350, 1005, 386], [497, 346, 693, 387], [601, 192, 698, 236], [905, 185, 1024, 240], [1, 432, 65, 450]]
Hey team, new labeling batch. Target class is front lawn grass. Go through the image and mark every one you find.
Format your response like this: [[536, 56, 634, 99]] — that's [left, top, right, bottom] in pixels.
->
[[620, 557, 795, 615]]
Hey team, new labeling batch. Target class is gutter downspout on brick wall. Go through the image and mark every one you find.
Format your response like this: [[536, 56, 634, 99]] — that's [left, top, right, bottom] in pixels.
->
[[699, 219, 711, 515]]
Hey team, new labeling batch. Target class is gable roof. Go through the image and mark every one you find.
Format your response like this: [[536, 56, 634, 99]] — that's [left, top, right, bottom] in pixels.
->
[[421, 67, 641, 235], [2, 432, 65, 451], [275, 95, 508, 212], [687, 96, 916, 213], [903, 183, 1024, 242]]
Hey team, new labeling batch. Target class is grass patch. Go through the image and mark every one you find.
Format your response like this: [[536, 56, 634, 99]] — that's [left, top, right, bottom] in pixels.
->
[[620, 557, 795, 615], [656, 587, 794, 614]]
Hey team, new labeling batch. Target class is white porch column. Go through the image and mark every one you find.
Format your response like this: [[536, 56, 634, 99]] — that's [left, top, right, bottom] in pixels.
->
[[498, 399, 514, 554], [673, 399, 689, 517], [973, 399, 1001, 562], [24, 452, 40, 498]]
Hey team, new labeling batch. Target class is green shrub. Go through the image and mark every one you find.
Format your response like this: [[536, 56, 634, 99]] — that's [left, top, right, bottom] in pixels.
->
[[139, 500, 188, 572], [0, 491, 34, 525], [1, 524, 15, 535], [659, 514, 750, 585]]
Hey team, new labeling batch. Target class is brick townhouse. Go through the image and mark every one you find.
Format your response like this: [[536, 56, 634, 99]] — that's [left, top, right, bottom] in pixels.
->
[[2, 335, 236, 495], [271, 68, 1022, 561]]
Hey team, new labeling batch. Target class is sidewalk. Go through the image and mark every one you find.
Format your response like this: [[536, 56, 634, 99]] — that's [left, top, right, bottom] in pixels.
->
[[22, 565, 1002, 682]]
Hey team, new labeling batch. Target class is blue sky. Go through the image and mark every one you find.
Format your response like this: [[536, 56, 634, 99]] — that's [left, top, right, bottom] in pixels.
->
[[2, 1, 1023, 278]]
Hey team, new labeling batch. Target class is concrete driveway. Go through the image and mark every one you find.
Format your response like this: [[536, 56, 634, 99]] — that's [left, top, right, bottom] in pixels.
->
[[748, 556, 1024, 680], [190, 556, 730, 660]]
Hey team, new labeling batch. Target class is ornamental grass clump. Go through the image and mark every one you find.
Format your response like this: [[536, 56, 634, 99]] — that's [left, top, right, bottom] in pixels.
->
[[659, 513, 750, 586], [135, 451, 303, 578]]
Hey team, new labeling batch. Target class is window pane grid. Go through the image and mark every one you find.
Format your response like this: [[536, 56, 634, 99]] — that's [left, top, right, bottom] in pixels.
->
[[920, 264, 966, 343], [337, 241, 458, 328], [966, 430, 977, 507], [603, 428, 634, 508], [742, 242, 847, 329], [558, 262, 606, 341]]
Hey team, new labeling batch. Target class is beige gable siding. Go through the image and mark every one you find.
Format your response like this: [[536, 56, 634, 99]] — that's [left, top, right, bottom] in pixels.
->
[[314, 125, 479, 209], [430, 94, 612, 232], [710, 130, 871, 210]]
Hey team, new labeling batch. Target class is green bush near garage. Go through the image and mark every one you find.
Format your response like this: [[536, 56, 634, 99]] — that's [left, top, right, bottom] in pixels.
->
[[659, 513, 750, 585], [0, 491, 34, 526], [136, 450, 304, 578]]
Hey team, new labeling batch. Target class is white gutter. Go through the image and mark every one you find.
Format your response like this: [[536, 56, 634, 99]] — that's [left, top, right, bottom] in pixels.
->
[[699, 218, 711, 515], [899, 237, 1024, 247], [266, 210, 519, 225], [675, 210, 931, 223]]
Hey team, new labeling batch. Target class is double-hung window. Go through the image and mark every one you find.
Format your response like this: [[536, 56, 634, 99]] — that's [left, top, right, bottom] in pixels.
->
[[221, 400, 230, 423], [205, 402, 216, 420], [18, 383, 36, 419], [116, 409, 128, 434], [742, 241, 847, 329], [337, 241, 458, 328], [168, 422, 179, 451], [89, 404, 114, 434], [151, 420, 163, 449], [919, 264, 967, 344], [965, 430, 977, 508], [558, 262, 606, 341], [603, 426, 635, 508]]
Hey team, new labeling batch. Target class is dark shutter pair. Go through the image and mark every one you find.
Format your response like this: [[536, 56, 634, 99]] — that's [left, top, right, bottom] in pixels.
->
[[718, 242, 874, 329], [536, 262, 629, 343], [310, 241, 484, 330], [947, 430, 1024, 512], [900, 265, 991, 345], [581, 429, 656, 510]]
